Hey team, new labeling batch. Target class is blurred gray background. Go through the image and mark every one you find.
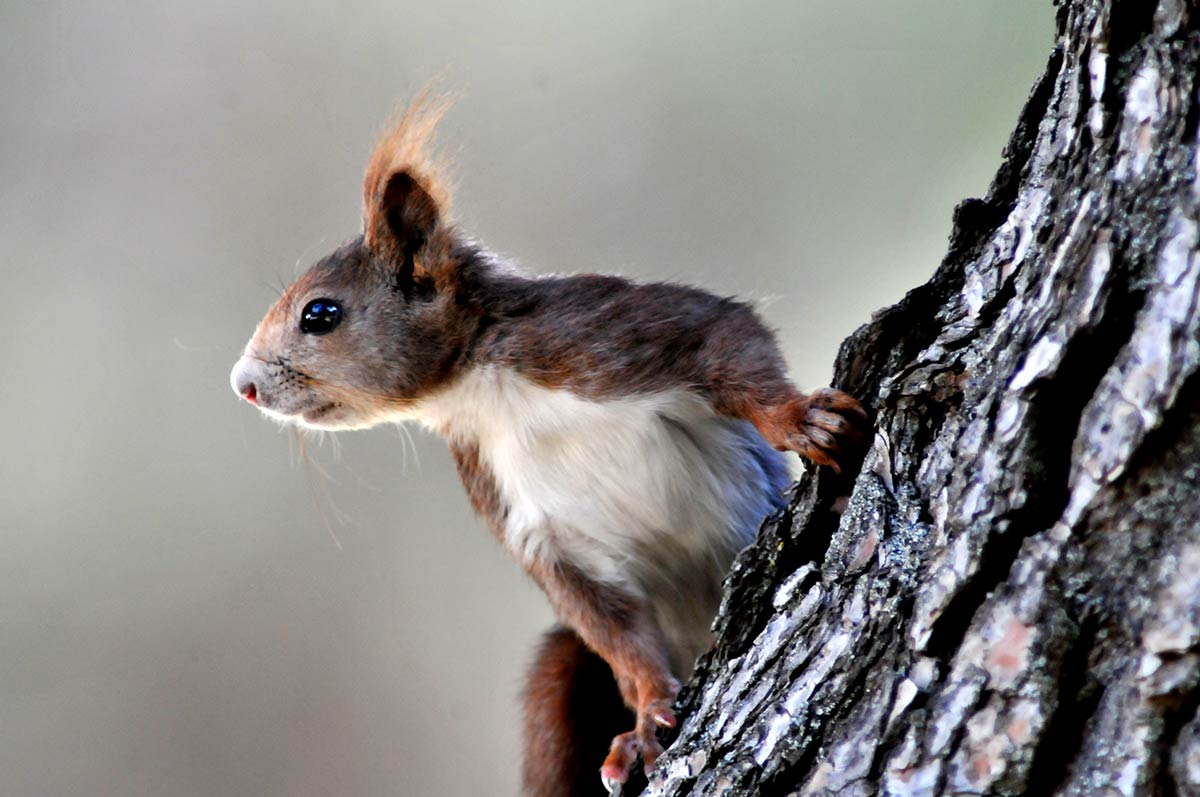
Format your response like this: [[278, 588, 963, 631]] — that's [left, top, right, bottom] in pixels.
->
[[1, 3, 1051, 795]]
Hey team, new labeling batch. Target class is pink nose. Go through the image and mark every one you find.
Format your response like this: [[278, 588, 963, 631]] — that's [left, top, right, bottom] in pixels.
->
[[230, 357, 261, 405]]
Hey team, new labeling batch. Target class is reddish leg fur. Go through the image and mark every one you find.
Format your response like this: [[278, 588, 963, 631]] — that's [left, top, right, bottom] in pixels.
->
[[523, 627, 644, 797], [527, 559, 680, 790]]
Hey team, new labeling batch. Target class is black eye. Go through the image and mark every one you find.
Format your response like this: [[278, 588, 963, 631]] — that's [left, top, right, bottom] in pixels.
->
[[300, 298, 343, 335]]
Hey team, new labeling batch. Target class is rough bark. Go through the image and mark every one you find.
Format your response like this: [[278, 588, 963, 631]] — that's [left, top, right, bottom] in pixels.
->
[[643, 2, 1200, 795]]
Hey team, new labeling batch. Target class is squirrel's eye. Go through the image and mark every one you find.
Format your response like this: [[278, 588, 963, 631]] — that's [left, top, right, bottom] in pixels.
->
[[300, 298, 343, 335]]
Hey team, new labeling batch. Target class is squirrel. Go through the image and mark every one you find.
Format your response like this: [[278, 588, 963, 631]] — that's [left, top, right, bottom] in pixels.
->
[[230, 96, 867, 796]]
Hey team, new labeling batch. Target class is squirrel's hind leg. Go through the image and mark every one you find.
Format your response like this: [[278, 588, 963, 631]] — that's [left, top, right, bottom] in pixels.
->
[[522, 626, 642, 797]]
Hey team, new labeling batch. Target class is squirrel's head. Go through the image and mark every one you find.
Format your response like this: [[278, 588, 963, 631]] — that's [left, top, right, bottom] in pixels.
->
[[231, 95, 476, 430]]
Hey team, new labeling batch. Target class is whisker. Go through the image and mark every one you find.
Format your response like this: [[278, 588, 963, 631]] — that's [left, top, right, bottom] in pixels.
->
[[294, 428, 346, 551], [396, 423, 423, 474], [293, 235, 331, 275], [260, 279, 286, 300]]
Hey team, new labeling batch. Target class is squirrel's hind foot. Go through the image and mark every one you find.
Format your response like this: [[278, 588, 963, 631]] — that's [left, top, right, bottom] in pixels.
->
[[599, 692, 677, 790]]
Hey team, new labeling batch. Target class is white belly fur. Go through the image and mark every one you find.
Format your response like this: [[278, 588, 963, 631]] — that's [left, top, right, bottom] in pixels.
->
[[415, 366, 786, 673]]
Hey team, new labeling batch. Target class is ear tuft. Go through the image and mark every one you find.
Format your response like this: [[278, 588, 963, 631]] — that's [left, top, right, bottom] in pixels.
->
[[362, 90, 455, 253]]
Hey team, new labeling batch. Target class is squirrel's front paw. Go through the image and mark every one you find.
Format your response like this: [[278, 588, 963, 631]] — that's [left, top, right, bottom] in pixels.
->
[[770, 388, 869, 473], [599, 691, 678, 790]]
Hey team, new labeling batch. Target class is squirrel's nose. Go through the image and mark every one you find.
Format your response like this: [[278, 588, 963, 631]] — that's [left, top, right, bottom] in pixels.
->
[[230, 357, 260, 405]]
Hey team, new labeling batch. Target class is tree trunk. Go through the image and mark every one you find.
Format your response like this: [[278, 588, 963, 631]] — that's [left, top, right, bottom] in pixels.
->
[[643, 2, 1200, 795]]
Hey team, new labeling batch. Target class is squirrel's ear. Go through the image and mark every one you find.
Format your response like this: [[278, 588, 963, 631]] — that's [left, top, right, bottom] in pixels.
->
[[361, 94, 453, 275], [376, 170, 440, 256]]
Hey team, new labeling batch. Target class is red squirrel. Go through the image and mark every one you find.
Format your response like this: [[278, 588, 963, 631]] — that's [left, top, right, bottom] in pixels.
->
[[230, 97, 867, 795]]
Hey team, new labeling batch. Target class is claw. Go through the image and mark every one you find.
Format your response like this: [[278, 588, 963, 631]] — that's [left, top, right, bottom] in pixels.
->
[[600, 768, 624, 796], [600, 694, 676, 786], [601, 731, 638, 788], [767, 389, 869, 473], [647, 696, 677, 729]]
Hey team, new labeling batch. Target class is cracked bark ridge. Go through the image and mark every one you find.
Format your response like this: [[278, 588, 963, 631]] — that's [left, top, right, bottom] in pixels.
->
[[641, 2, 1200, 796]]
